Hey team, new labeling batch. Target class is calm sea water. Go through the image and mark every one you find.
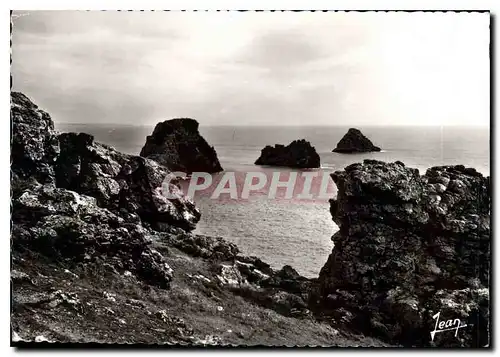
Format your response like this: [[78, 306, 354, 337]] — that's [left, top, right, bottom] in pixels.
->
[[55, 123, 490, 277]]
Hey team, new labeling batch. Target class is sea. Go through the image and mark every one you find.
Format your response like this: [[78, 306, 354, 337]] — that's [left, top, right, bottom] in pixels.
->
[[54, 124, 490, 278]]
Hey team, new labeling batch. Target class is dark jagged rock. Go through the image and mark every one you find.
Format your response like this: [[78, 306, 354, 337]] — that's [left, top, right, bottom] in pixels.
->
[[235, 255, 274, 277], [11, 92, 60, 184], [11, 92, 200, 232], [10, 92, 203, 289], [159, 232, 240, 261], [158, 231, 314, 312], [12, 184, 173, 288], [55, 132, 200, 232], [260, 265, 312, 295], [333, 128, 381, 153], [140, 118, 223, 174], [215, 259, 314, 319], [317, 160, 490, 347], [255, 139, 320, 168]]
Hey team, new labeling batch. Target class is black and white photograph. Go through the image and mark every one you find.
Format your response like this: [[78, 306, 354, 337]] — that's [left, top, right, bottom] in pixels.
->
[[9, 9, 491, 348]]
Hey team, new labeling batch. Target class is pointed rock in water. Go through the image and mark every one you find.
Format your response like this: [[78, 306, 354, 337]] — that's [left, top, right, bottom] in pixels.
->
[[332, 128, 381, 153], [255, 139, 321, 168], [140, 118, 223, 174]]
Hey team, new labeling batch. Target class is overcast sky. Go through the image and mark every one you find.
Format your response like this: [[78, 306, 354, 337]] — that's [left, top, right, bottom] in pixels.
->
[[11, 11, 489, 126]]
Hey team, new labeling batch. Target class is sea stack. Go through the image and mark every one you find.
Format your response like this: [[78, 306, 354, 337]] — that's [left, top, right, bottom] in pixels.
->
[[255, 139, 320, 168], [140, 118, 223, 174], [318, 159, 490, 347], [333, 128, 381, 153]]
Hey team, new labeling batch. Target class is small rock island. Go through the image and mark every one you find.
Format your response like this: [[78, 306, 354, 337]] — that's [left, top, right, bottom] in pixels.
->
[[255, 139, 320, 168], [140, 118, 223, 174], [333, 128, 381, 153]]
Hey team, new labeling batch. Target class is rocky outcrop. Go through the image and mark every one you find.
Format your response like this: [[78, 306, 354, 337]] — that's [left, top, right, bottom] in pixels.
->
[[155, 230, 315, 319], [255, 139, 320, 168], [140, 118, 223, 174], [11, 91, 203, 291], [159, 233, 240, 261], [12, 182, 174, 288], [213, 258, 315, 319], [11, 92, 200, 233], [317, 160, 490, 347], [333, 128, 381, 153], [12, 229, 389, 346], [55, 132, 200, 231], [11, 92, 60, 184]]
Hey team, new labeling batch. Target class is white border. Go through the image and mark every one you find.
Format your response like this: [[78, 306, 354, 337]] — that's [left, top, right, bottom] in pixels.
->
[[2, 1, 497, 356]]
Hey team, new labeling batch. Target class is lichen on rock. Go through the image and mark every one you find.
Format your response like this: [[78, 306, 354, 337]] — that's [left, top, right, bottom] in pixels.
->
[[317, 159, 490, 347]]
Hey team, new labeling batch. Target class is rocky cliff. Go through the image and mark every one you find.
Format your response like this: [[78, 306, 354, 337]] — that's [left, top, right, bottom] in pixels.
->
[[255, 139, 321, 168], [11, 91, 201, 291], [317, 159, 490, 347], [333, 128, 381, 153], [11, 92, 389, 346], [140, 118, 223, 174]]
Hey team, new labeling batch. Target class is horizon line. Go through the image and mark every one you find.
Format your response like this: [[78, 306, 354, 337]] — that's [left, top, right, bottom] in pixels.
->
[[53, 122, 491, 128]]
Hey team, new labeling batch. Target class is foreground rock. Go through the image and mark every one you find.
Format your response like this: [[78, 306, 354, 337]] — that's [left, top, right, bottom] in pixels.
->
[[333, 128, 381, 153], [317, 160, 490, 347], [255, 139, 320, 168], [10, 92, 200, 289], [55, 132, 200, 231], [12, 183, 174, 288], [140, 118, 223, 174], [11, 93, 200, 233]]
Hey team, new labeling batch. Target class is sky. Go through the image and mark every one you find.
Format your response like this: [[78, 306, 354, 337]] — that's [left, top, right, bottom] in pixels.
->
[[11, 11, 490, 126]]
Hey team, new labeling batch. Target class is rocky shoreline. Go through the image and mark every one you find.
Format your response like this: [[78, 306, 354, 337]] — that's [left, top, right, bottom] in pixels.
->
[[11, 92, 490, 347], [317, 160, 490, 347]]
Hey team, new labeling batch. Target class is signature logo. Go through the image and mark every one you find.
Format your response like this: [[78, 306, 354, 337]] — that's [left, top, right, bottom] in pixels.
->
[[430, 311, 468, 341]]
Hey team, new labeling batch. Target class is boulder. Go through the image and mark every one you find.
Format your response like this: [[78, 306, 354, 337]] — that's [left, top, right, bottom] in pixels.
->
[[332, 128, 381, 153], [255, 139, 320, 168], [318, 160, 490, 347], [140, 118, 223, 174]]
